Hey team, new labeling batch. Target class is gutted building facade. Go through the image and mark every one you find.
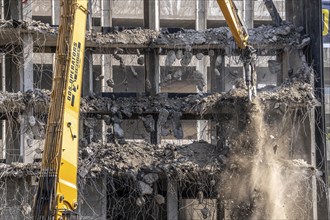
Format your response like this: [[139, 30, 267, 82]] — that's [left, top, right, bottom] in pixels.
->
[[0, 0, 328, 219]]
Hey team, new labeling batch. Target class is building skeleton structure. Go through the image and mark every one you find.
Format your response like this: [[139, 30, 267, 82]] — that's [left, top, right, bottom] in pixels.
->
[[0, 0, 329, 219]]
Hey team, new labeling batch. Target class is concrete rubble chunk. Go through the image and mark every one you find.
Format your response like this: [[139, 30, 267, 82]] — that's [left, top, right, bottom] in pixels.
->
[[143, 173, 159, 184], [138, 181, 153, 195], [214, 68, 221, 76], [95, 75, 104, 81], [215, 55, 223, 67], [159, 109, 169, 126], [114, 123, 124, 138], [196, 52, 204, 60], [22, 203, 32, 216], [181, 51, 193, 66], [172, 112, 183, 139], [130, 66, 138, 77], [106, 79, 115, 88], [173, 70, 183, 80], [136, 196, 146, 206], [154, 194, 165, 205], [137, 56, 144, 65], [193, 70, 206, 92], [176, 50, 183, 59], [268, 60, 281, 75], [28, 116, 36, 126], [141, 115, 155, 133], [208, 50, 215, 57], [165, 50, 176, 66]]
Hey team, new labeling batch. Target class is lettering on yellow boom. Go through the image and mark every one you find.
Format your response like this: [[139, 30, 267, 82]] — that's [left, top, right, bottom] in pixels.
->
[[67, 41, 81, 107]]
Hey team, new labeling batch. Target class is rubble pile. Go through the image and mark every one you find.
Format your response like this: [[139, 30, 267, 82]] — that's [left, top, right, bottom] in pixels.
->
[[0, 79, 315, 116], [0, 89, 50, 113], [78, 141, 221, 179], [0, 162, 39, 178], [0, 19, 309, 49], [157, 24, 307, 49]]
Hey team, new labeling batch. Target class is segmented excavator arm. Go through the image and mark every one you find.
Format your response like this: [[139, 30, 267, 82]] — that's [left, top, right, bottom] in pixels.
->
[[216, 0, 257, 101], [33, 0, 88, 219]]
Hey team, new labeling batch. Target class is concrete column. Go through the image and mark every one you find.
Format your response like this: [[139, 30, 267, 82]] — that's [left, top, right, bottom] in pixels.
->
[[167, 179, 178, 220], [100, 0, 113, 142], [144, 0, 161, 144], [19, 34, 33, 92], [3, 0, 33, 162], [210, 51, 225, 93], [195, 0, 209, 141], [101, 54, 112, 143], [276, 50, 289, 86], [196, 0, 207, 31], [87, 0, 92, 31], [0, 0, 3, 19], [101, 0, 113, 92], [210, 50, 225, 148], [144, 0, 160, 31], [101, 0, 112, 33], [2, 0, 10, 20], [4, 52, 19, 163], [9, 0, 21, 20], [51, 0, 60, 26], [21, 0, 32, 21], [20, 1, 34, 163], [1, 54, 5, 160], [83, 50, 93, 143], [144, 0, 160, 95], [195, 0, 207, 92], [243, 0, 254, 29], [83, 50, 93, 97]]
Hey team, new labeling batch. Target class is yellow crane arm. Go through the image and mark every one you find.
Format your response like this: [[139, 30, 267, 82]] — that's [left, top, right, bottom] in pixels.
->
[[216, 0, 249, 49], [33, 0, 88, 219]]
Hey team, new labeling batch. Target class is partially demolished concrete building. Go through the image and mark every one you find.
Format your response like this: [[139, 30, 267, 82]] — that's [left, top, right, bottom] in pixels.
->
[[0, 0, 329, 219]]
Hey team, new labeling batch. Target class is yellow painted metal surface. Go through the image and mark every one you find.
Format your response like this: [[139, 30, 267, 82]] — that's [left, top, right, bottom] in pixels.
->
[[55, 1, 88, 219], [33, 1, 88, 220], [216, 0, 249, 49]]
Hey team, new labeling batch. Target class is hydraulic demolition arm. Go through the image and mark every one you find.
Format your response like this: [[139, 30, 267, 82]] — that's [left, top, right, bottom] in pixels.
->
[[33, 0, 88, 219], [216, 0, 257, 101]]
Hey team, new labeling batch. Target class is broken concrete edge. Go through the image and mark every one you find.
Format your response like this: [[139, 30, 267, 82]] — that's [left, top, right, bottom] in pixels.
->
[[0, 80, 317, 116], [0, 19, 309, 50]]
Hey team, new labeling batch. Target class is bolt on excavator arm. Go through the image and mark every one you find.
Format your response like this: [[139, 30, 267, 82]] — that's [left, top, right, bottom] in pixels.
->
[[33, 0, 88, 219]]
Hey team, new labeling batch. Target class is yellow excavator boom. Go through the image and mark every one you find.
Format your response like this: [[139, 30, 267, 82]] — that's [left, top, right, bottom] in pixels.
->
[[216, 0, 249, 49], [33, 0, 88, 219]]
